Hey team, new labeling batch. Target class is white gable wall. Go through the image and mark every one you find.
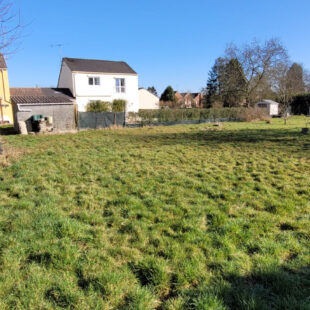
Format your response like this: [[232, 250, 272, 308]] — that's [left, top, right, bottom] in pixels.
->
[[58, 62, 74, 94], [139, 89, 159, 110]]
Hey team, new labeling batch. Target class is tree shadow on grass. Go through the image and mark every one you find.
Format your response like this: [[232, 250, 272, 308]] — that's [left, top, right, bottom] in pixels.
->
[[122, 127, 310, 154], [182, 265, 310, 310]]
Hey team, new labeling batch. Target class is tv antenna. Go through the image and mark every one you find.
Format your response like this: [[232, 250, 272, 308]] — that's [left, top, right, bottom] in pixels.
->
[[50, 44, 65, 62]]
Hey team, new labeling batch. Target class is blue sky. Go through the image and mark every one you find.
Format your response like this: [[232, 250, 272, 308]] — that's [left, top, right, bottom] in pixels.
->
[[7, 0, 310, 95]]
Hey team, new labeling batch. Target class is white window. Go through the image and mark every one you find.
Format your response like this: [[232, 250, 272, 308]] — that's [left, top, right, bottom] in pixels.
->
[[89, 77, 100, 86], [115, 78, 125, 93]]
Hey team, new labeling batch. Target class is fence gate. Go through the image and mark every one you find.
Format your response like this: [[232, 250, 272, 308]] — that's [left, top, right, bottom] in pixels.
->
[[78, 112, 125, 130]]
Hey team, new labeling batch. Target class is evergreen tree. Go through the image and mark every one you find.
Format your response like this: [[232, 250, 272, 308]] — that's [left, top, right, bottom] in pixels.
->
[[221, 58, 247, 107], [205, 58, 246, 107], [160, 86, 175, 102], [147, 86, 158, 96], [286, 63, 305, 94], [204, 58, 225, 107]]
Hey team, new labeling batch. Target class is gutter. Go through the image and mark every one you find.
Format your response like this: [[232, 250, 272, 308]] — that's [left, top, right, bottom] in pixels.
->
[[17, 104, 32, 112], [16, 102, 74, 112]]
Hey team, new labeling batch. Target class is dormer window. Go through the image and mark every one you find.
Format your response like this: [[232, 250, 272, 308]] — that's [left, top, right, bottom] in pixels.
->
[[115, 78, 125, 93], [89, 77, 100, 86]]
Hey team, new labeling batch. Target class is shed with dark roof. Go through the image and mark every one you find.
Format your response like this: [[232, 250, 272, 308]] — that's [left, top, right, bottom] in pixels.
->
[[11, 88, 76, 133]]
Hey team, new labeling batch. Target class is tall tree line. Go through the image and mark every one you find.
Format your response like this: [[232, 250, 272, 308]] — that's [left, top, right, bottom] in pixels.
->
[[204, 38, 309, 109]]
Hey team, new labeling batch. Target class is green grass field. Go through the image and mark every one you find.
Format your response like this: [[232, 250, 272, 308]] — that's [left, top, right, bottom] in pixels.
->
[[0, 117, 309, 309]]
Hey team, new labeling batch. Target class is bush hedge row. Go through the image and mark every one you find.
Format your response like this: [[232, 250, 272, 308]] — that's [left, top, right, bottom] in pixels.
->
[[291, 93, 310, 115], [86, 100, 127, 112], [129, 108, 246, 124]]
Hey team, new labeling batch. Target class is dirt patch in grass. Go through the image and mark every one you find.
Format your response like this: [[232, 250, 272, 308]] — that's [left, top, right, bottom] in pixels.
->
[[0, 139, 27, 167]]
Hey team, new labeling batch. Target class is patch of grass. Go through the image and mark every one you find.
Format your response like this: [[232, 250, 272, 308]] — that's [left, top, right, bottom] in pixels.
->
[[0, 117, 309, 309]]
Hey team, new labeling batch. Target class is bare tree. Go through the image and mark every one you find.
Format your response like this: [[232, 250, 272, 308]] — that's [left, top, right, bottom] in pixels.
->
[[225, 38, 288, 106], [0, 0, 22, 54]]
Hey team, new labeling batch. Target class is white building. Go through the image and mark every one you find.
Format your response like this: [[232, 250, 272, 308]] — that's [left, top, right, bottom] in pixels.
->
[[255, 99, 279, 116], [58, 57, 139, 112], [138, 88, 160, 110]]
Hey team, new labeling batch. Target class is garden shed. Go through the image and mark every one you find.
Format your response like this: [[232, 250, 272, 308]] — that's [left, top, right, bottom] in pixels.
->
[[10, 88, 76, 133], [255, 99, 279, 116]]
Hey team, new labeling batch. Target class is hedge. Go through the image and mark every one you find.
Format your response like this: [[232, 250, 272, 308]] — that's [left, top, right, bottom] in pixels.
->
[[130, 108, 245, 124], [291, 93, 310, 115]]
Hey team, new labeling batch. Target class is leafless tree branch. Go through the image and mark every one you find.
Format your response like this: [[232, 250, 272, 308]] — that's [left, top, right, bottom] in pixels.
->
[[0, 0, 22, 55]]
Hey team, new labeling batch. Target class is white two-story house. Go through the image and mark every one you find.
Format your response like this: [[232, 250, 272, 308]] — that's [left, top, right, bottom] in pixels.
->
[[57, 57, 139, 112]]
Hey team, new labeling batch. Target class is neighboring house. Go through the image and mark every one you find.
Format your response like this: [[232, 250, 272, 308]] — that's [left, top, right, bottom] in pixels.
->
[[11, 88, 76, 132], [255, 99, 279, 116], [138, 88, 159, 110], [58, 57, 139, 112], [175, 91, 203, 108], [0, 53, 13, 124], [174, 91, 183, 104]]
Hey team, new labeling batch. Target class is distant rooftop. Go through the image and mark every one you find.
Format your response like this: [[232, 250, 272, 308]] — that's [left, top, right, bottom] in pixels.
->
[[63, 57, 137, 74], [258, 99, 279, 105]]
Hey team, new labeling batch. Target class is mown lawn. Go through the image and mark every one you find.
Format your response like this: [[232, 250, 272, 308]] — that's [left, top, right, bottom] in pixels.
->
[[0, 117, 309, 309]]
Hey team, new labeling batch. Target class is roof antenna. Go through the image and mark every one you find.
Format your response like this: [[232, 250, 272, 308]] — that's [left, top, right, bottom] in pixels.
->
[[50, 44, 65, 62]]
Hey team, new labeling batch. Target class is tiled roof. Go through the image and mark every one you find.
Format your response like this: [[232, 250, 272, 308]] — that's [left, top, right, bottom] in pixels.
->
[[10, 88, 74, 104], [63, 57, 137, 74]]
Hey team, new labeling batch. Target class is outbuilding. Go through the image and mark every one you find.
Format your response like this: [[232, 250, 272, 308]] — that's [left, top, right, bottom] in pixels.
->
[[11, 88, 76, 133], [138, 88, 160, 110], [255, 99, 279, 116]]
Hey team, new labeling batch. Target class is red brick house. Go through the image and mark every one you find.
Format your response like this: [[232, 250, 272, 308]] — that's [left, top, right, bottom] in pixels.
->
[[175, 91, 203, 108]]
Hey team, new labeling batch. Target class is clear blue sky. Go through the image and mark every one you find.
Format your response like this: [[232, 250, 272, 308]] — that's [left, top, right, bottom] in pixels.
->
[[7, 0, 310, 95]]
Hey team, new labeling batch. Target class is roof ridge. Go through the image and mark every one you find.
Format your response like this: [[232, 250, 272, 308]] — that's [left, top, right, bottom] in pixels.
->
[[63, 57, 126, 63]]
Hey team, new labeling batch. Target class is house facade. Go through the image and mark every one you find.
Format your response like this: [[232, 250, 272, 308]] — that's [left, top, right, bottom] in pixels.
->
[[0, 53, 13, 124], [58, 57, 139, 112]]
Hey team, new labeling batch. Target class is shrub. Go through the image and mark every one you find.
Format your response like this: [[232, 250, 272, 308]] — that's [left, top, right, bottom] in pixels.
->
[[86, 100, 110, 112], [237, 107, 269, 122], [112, 99, 127, 112], [159, 100, 183, 109]]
